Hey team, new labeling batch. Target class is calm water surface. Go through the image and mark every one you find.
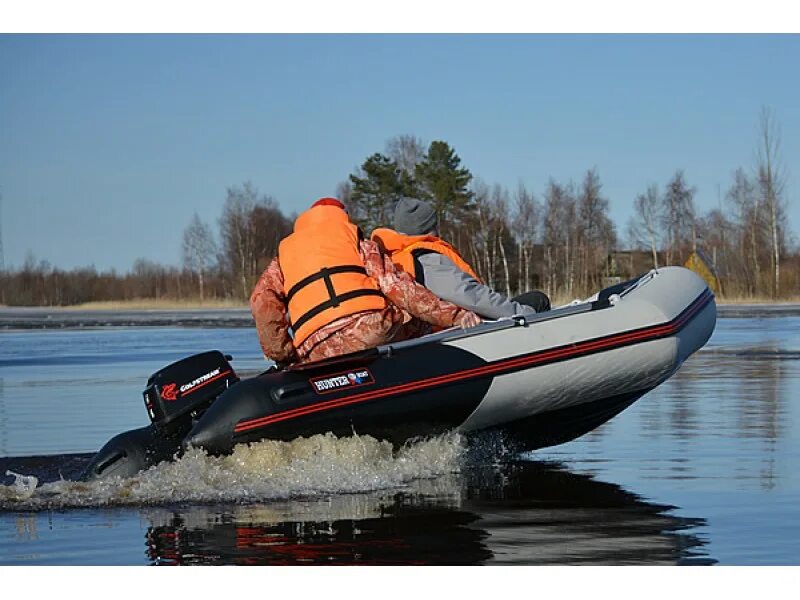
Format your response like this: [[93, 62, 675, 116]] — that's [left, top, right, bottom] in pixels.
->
[[0, 317, 798, 565]]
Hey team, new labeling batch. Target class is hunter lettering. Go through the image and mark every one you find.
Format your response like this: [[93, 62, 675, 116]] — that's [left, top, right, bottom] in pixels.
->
[[313, 376, 350, 391], [311, 369, 375, 394]]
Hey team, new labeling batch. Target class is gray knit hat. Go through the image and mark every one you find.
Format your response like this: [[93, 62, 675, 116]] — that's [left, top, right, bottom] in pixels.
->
[[393, 197, 438, 235]]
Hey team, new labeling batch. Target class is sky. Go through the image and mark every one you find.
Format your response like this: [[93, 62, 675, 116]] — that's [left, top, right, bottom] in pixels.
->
[[1, 33, 799, 272]]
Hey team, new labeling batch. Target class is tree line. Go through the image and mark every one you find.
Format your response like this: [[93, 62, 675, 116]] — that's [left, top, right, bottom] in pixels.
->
[[0, 182, 293, 306], [1, 109, 794, 307]]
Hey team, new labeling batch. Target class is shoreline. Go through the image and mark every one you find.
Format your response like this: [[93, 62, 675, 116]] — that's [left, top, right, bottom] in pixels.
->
[[0, 306, 255, 329], [2, 303, 799, 330]]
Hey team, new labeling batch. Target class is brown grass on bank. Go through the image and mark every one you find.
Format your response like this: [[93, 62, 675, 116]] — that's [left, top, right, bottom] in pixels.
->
[[8, 291, 800, 312], [67, 293, 800, 311], [62, 298, 248, 311]]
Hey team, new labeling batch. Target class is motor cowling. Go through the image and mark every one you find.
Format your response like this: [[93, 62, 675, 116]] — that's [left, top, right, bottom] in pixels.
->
[[144, 351, 239, 435]]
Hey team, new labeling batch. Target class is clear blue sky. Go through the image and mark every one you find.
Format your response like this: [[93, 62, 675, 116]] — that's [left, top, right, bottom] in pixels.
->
[[1, 34, 798, 271]]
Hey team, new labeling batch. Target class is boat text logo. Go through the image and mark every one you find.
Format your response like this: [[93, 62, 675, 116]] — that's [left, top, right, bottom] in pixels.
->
[[310, 369, 375, 394], [160, 383, 178, 401], [180, 368, 223, 394], [160, 367, 225, 401]]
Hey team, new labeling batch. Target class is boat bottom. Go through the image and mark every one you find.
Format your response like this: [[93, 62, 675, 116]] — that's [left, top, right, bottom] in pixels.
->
[[480, 388, 651, 453]]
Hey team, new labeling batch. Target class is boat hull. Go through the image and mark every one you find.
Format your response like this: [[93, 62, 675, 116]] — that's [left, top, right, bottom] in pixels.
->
[[185, 267, 716, 455], [82, 267, 716, 481]]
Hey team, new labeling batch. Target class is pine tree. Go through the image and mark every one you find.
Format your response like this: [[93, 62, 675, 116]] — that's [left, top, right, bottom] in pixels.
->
[[415, 141, 474, 232], [348, 153, 406, 232]]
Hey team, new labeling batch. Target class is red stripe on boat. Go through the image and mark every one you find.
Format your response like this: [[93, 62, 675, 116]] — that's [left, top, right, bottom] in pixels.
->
[[234, 289, 712, 434]]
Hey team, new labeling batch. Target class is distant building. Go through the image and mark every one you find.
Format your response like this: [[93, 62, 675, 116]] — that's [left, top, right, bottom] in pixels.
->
[[684, 250, 720, 294], [606, 249, 656, 280]]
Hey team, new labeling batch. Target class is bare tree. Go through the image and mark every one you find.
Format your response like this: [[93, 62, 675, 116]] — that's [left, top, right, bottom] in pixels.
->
[[336, 180, 353, 206], [661, 170, 696, 265], [219, 182, 282, 300], [628, 184, 663, 269], [491, 184, 512, 297], [757, 107, 788, 298], [250, 202, 292, 275], [726, 168, 762, 295], [543, 180, 577, 296], [182, 213, 217, 301], [385, 134, 426, 176], [696, 207, 733, 296], [469, 180, 494, 286], [512, 183, 540, 294], [577, 169, 615, 289]]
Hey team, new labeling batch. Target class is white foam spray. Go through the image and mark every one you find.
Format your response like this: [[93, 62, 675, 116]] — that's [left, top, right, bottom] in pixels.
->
[[0, 432, 466, 511], [1, 471, 39, 502]]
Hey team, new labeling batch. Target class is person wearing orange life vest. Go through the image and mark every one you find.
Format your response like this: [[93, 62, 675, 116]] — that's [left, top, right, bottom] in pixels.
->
[[249, 198, 481, 366], [371, 197, 551, 320]]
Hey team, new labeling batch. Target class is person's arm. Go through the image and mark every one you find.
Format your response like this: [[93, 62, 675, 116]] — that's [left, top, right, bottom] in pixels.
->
[[360, 240, 480, 329], [249, 258, 298, 365], [417, 253, 537, 319]]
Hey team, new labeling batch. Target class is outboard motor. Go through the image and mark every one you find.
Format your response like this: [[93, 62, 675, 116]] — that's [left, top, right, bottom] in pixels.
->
[[143, 351, 238, 436], [81, 351, 239, 481]]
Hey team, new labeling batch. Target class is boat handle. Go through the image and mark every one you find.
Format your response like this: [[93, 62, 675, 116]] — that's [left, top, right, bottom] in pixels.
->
[[270, 382, 313, 404]]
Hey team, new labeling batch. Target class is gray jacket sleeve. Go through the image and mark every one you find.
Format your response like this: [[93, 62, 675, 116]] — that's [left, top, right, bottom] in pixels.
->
[[416, 253, 537, 319]]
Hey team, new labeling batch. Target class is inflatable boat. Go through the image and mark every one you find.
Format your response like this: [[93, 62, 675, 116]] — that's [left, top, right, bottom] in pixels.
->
[[82, 266, 716, 481]]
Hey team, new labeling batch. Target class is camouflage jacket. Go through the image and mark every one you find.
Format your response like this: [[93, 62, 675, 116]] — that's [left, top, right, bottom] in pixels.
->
[[250, 239, 481, 365]]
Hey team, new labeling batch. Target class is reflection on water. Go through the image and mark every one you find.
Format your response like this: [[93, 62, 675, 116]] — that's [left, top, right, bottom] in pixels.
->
[[140, 460, 711, 566], [0, 378, 7, 457], [0, 444, 713, 565], [664, 351, 782, 437], [626, 347, 791, 491]]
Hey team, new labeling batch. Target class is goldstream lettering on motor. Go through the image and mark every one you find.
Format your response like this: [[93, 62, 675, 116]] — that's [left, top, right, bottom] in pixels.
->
[[179, 368, 222, 393]]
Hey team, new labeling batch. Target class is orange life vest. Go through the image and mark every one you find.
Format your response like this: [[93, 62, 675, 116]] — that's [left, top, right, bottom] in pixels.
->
[[279, 205, 386, 346], [371, 228, 481, 283]]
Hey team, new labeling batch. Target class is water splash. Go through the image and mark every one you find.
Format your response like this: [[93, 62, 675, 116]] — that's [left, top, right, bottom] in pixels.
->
[[0, 432, 466, 511], [1, 471, 39, 502]]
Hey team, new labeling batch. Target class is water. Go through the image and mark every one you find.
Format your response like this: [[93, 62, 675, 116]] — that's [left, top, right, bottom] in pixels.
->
[[1, 317, 798, 565]]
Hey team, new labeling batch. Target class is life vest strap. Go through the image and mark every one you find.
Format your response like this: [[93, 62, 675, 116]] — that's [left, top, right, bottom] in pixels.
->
[[285, 265, 368, 304], [291, 289, 385, 333], [410, 248, 440, 285]]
